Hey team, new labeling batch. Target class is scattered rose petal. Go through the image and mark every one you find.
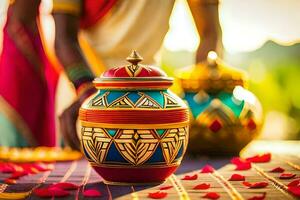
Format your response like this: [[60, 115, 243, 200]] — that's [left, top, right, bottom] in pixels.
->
[[159, 185, 173, 190], [245, 153, 271, 163], [32, 163, 52, 172], [203, 192, 220, 199], [4, 178, 16, 184], [10, 171, 29, 179], [181, 174, 198, 180], [247, 192, 266, 200], [193, 183, 210, 190], [51, 182, 79, 190], [235, 162, 252, 171], [288, 186, 300, 197], [83, 189, 102, 197], [148, 191, 168, 199], [287, 179, 300, 187], [231, 157, 251, 170], [228, 174, 245, 181], [231, 157, 246, 165], [243, 181, 268, 189], [269, 167, 285, 173], [201, 165, 215, 173], [0, 166, 14, 173], [34, 187, 70, 197], [20, 164, 39, 174], [279, 173, 296, 179]]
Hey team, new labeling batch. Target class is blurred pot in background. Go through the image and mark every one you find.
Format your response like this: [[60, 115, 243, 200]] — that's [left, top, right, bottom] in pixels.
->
[[175, 51, 263, 156]]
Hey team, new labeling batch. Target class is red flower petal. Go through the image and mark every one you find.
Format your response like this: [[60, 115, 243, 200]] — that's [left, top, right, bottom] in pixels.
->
[[193, 183, 210, 190], [235, 162, 252, 171], [201, 165, 215, 173], [269, 167, 285, 173], [32, 163, 52, 172], [181, 174, 198, 180], [287, 179, 300, 187], [159, 185, 173, 190], [83, 189, 102, 197], [4, 178, 16, 184], [10, 171, 29, 179], [288, 186, 300, 197], [231, 157, 246, 165], [203, 192, 220, 199], [0, 163, 18, 173], [231, 157, 252, 170], [148, 191, 168, 199], [243, 181, 268, 188], [34, 187, 70, 197], [228, 174, 245, 181], [279, 173, 296, 179], [20, 164, 39, 174], [247, 192, 266, 200], [51, 182, 79, 190], [245, 153, 271, 163]]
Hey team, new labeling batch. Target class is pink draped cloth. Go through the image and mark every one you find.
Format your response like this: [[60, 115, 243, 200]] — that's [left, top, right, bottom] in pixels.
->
[[0, 10, 58, 146]]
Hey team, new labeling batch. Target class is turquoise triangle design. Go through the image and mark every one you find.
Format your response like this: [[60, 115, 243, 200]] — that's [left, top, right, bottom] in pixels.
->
[[218, 92, 244, 117], [143, 91, 164, 108], [127, 92, 141, 104], [107, 129, 118, 137], [106, 91, 127, 105], [156, 129, 165, 136]]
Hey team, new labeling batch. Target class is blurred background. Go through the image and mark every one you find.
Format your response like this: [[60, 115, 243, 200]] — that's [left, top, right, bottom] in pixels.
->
[[1, 0, 300, 140]]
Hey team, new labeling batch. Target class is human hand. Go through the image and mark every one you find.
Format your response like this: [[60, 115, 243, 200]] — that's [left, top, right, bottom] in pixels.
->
[[59, 87, 96, 150]]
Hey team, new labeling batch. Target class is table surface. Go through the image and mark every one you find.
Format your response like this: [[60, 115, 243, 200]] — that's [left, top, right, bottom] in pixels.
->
[[0, 140, 300, 200]]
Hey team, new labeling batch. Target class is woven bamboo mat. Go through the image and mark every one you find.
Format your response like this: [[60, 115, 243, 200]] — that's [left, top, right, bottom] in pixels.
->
[[0, 140, 299, 200]]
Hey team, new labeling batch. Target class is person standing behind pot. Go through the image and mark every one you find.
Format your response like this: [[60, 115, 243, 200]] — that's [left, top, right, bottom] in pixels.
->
[[0, 0, 59, 147], [52, 0, 223, 150]]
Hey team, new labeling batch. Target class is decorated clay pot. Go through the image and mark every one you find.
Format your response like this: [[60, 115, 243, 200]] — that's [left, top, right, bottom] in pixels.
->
[[79, 51, 189, 185], [175, 52, 262, 156]]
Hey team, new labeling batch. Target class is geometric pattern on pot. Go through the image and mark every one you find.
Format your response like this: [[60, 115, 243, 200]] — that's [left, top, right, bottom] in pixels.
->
[[114, 129, 159, 165], [196, 99, 236, 128], [161, 127, 187, 164], [81, 127, 112, 164], [92, 90, 181, 109], [81, 126, 188, 166]]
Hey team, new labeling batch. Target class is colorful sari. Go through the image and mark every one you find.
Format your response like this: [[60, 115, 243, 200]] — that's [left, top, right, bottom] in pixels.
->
[[0, 8, 59, 147]]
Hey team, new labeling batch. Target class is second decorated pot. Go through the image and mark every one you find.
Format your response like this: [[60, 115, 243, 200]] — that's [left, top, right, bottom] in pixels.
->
[[176, 52, 262, 156], [79, 51, 189, 185]]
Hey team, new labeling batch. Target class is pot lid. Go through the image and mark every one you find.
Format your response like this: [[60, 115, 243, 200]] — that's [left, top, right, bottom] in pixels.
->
[[94, 51, 173, 90], [177, 51, 247, 93]]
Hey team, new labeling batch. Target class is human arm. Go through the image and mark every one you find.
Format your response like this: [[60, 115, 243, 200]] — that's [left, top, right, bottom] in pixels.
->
[[53, 9, 96, 150], [187, 0, 223, 62]]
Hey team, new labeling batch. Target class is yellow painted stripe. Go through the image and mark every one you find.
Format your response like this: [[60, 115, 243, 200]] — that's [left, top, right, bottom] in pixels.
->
[[169, 175, 190, 200], [210, 171, 244, 200], [81, 120, 189, 129]]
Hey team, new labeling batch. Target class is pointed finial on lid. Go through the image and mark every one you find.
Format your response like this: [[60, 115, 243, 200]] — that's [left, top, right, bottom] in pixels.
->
[[126, 50, 143, 65], [207, 51, 218, 66]]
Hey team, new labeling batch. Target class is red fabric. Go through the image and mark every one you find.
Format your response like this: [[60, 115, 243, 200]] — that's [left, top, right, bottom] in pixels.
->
[[80, 0, 118, 29], [93, 165, 177, 183], [0, 9, 59, 146]]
